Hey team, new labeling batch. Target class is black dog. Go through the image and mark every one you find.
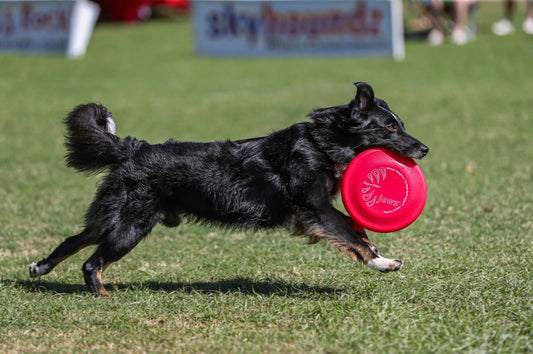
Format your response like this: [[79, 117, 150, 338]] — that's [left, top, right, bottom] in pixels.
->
[[29, 82, 428, 297]]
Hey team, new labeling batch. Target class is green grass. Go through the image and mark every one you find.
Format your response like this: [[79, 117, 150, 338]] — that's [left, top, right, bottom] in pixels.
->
[[1, 5, 532, 352]]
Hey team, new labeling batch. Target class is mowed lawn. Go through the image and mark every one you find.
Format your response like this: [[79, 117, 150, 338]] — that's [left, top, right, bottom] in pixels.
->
[[0, 6, 532, 353]]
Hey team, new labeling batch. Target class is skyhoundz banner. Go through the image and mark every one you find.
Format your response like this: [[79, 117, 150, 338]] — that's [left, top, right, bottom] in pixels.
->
[[193, 0, 404, 59]]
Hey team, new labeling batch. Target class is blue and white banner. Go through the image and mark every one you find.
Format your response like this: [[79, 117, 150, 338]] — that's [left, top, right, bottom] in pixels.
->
[[193, 0, 404, 59], [0, 0, 99, 58]]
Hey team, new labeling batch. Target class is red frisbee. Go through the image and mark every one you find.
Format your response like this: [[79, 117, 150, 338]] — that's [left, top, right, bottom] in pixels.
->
[[341, 148, 427, 233]]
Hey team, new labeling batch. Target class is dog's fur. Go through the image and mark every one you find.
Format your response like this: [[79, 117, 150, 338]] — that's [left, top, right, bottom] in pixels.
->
[[29, 82, 428, 297]]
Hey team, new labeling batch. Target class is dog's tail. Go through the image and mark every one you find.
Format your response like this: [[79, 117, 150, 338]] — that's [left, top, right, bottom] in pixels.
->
[[64, 103, 139, 174]]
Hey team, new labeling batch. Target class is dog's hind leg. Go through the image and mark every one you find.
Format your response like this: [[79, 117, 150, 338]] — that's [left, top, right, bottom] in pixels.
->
[[81, 244, 117, 297], [81, 221, 156, 297], [29, 228, 98, 278]]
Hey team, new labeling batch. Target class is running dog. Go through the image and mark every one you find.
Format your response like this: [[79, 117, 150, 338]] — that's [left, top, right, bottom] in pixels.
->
[[29, 82, 429, 296]]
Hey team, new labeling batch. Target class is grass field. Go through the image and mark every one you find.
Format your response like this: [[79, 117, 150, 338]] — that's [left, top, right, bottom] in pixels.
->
[[1, 5, 532, 353]]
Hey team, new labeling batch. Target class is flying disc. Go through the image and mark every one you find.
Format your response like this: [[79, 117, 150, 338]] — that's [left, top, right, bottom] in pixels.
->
[[341, 148, 427, 233]]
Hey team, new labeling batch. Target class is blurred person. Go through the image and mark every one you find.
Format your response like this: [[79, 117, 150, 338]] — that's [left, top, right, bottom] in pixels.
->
[[422, 0, 445, 45], [492, 0, 533, 35], [423, 0, 476, 46]]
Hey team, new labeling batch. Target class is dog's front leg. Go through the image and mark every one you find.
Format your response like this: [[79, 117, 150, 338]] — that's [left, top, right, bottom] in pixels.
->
[[340, 213, 378, 255], [299, 207, 403, 272], [340, 213, 403, 272]]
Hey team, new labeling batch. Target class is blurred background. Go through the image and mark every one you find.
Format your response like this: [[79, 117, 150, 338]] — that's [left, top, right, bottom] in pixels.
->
[[0, 0, 531, 245], [0, 1, 532, 352]]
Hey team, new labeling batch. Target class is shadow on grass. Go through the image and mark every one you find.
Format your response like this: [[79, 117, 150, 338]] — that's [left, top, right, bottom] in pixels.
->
[[14, 277, 345, 298]]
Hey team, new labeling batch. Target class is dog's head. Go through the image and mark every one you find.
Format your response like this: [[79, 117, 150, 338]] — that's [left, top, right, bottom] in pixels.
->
[[347, 82, 429, 159], [309, 82, 429, 162]]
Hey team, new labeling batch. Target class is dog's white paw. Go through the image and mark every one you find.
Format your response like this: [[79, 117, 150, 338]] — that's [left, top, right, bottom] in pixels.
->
[[367, 256, 403, 272], [29, 262, 50, 278]]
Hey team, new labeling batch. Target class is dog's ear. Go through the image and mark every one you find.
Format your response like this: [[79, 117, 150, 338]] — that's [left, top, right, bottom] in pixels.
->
[[353, 82, 375, 112]]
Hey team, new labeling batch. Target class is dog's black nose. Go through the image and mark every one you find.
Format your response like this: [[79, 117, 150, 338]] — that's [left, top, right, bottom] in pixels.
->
[[420, 144, 429, 156]]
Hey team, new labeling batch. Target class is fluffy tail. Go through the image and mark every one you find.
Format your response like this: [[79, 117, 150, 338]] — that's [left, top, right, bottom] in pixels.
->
[[64, 103, 137, 174]]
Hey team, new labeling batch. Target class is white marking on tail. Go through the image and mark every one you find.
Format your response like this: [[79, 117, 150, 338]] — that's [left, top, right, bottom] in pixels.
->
[[106, 117, 116, 135]]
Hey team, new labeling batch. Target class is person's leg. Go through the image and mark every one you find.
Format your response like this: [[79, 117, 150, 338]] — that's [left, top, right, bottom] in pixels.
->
[[522, 0, 533, 34], [427, 0, 445, 45], [452, 0, 470, 44], [493, 0, 516, 35]]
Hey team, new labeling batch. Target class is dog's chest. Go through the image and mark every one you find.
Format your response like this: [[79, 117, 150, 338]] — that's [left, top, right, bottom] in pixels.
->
[[328, 164, 348, 200]]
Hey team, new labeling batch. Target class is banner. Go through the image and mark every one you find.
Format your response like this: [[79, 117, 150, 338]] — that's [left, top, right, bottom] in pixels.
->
[[0, 0, 99, 58], [193, 0, 404, 59]]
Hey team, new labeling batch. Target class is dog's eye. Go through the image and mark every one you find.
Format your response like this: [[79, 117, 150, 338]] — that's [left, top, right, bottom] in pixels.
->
[[387, 124, 396, 131]]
